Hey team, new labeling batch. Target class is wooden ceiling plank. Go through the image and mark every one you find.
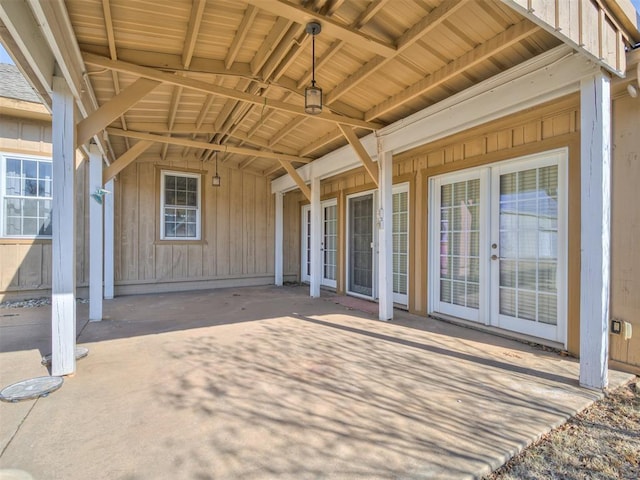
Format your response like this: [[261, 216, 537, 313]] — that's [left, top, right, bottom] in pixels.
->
[[244, 0, 396, 58], [226, 5, 258, 69], [76, 77, 161, 147], [83, 52, 381, 129], [103, 140, 153, 184], [107, 128, 312, 164], [239, 156, 258, 169], [262, 24, 305, 80], [365, 21, 539, 121], [326, 0, 468, 104], [264, 163, 285, 177], [269, 116, 307, 147], [338, 124, 378, 187], [298, 128, 342, 156], [279, 159, 311, 201]]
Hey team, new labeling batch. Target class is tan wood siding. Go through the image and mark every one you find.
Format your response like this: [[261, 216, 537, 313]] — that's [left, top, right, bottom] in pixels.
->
[[111, 159, 275, 293], [282, 190, 302, 279], [610, 92, 640, 370], [0, 115, 89, 301]]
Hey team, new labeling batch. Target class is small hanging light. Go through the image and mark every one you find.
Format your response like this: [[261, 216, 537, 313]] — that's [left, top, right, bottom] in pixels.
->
[[304, 22, 322, 115], [212, 150, 221, 187]]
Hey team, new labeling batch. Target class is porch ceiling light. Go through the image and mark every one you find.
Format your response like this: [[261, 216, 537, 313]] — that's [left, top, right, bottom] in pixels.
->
[[304, 22, 322, 115], [212, 150, 221, 187]]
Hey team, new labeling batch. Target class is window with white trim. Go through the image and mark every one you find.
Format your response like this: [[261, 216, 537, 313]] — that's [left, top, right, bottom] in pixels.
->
[[1, 153, 52, 238], [160, 170, 201, 240]]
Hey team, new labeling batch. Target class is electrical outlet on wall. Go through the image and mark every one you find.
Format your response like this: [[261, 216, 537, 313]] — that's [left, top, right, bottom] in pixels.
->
[[611, 319, 622, 334]]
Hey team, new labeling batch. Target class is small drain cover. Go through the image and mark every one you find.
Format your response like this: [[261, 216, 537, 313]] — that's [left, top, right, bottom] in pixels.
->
[[0, 376, 63, 402], [41, 346, 89, 366]]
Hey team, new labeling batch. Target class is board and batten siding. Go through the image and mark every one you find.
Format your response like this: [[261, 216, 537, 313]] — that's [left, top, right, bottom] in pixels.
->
[[0, 114, 89, 301], [113, 159, 278, 294], [610, 91, 640, 373]]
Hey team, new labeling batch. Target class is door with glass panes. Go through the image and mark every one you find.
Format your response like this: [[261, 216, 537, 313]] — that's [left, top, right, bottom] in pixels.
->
[[430, 150, 567, 344], [301, 200, 338, 287]]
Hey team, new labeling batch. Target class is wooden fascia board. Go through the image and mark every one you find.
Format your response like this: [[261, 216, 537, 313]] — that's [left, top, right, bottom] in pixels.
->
[[326, 0, 468, 104], [82, 52, 381, 130], [279, 159, 311, 201], [244, 0, 397, 58], [338, 124, 379, 187], [0, 97, 51, 121], [76, 78, 160, 147], [365, 20, 539, 121], [182, 0, 206, 69], [102, 140, 153, 183], [501, 0, 627, 76], [106, 127, 312, 164]]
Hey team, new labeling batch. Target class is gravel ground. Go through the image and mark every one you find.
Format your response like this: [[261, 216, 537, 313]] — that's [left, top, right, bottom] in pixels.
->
[[0, 297, 89, 308], [484, 378, 640, 480]]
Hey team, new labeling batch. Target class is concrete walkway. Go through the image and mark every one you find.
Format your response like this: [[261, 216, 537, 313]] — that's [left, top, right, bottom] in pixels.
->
[[0, 286, 632, 480]]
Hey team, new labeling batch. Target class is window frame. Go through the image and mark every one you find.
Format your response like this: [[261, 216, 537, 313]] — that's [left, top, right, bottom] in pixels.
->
[[159, 170, 202, 241], [0, 152, 53, 239]]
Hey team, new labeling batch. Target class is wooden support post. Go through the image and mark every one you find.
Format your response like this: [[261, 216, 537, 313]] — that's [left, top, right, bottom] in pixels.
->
[[579, 70, 611, 390], [275, 191, 284, 286], [310, 175, 321, 298], [378, 148, 393, 321], [89, 144, 103, 321], [51, 76, 76, 376], [104, 178, 115, 300]]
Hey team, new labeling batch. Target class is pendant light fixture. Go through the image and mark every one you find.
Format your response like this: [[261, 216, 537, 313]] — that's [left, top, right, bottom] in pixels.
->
[[304, 21, 322, 115], [212, 150, 221, 187]]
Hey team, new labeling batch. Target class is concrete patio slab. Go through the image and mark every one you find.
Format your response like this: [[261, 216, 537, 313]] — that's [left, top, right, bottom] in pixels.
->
[[0, 286, 632, 480]]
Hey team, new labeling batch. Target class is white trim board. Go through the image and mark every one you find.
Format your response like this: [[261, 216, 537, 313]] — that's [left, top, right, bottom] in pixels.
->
[[272, 46, 599, 194]]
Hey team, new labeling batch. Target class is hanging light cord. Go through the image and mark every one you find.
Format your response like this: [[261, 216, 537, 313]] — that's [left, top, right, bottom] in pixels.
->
[[311, 30, 316, 87]]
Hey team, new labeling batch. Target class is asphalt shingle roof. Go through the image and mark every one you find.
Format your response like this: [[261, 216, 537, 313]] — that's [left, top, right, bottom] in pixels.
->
[[0, 63, 41, 103]]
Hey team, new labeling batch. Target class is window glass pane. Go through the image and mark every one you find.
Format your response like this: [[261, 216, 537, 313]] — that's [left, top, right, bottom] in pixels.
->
[[176, 176, 186, 190], [23, 160, 37, 179]]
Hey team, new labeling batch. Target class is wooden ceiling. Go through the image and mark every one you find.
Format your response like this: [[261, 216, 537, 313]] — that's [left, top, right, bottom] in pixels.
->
[[65, 0, 566, 177]]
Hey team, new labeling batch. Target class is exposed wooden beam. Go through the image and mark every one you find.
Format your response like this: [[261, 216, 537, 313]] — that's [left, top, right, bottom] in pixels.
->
[[251, 17, 292, 75], [76, 77, 160, 147], [338, 124, 378, 186], [103, 140, 153, 184], [107, 128, 312, 164], [162, 84, 183, 160], [279, 159, 311, 201], [264, 163, 285, 177], [244, 0, 397, 58], [83, 52, 381, 130], [238, 156, 258, 169], [226, 5, 258, 69], [326, 0, 467, 104], [365, 20, 539, 121], [182, 0, 206, 69]]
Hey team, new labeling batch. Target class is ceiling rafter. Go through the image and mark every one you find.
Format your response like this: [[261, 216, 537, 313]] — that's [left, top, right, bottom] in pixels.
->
[[251, 17, 293, 75], [365, 20, 540, 121], [107, 128, 312, 164], [225, 4, 258, 69], [102, 0, 130, 150], [181, 92, 214, 158], [244, 0, 397, 58], [182, 0, 206, 69], [162, 82, 183, 160], [326, 0, 468, 104]]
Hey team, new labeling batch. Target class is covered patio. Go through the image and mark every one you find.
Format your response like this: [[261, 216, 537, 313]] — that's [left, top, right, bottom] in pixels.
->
[[0, 286, 632, 479]]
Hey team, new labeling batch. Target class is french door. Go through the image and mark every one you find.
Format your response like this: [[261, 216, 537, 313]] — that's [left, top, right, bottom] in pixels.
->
[[301, 199, 338, 287], [430, 150, 567, 344], [348, 193, 375, 298]]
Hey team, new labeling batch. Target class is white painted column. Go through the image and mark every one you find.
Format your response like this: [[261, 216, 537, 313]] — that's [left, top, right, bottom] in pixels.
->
[[51, 75, 76, 376], [104, 178, 115, 300], [378, 149, 394, 321], [579, 71, 611, 390], [89, 144, 103, 321], [310, 175, 321, 298], [274, 191, 284, 286]]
